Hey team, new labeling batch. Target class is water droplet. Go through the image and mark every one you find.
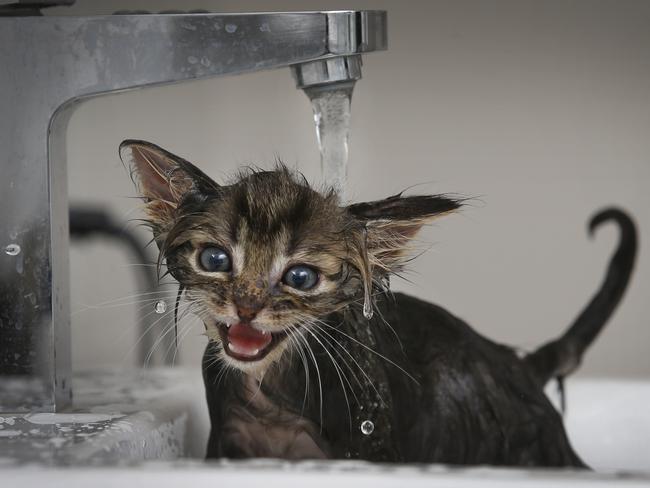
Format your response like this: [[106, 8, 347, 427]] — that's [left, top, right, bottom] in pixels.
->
[[360, 419, 374, 435], [154, 300, 167, 314], [4, 244, 20, 256], [360, 225, 374, 320], [363, 301, 374, 320]]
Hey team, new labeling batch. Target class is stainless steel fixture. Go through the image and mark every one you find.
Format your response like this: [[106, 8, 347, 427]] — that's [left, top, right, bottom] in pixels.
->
[[0, 9, 387, 412]]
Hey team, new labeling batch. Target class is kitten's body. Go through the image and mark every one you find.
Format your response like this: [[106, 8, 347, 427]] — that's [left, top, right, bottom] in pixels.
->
[[204, 294, 582, 466], [121, 140, 636, 468]]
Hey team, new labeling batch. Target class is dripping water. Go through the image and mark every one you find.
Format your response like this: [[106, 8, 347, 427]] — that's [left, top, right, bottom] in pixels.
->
[[154, 300, 167, 314], [306, 82, 372, 315], [4, 243, 21, 256], [360, 419, 375, 435], [306, 83, 354, 200]]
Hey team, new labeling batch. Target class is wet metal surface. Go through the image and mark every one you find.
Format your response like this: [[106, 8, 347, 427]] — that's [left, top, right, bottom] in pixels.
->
[[0, 10, 387, 413], [0, 368, 206, 465]]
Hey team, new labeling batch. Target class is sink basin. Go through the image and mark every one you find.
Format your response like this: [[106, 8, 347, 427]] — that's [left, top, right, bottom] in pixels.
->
[[1, 369, 648, 485]]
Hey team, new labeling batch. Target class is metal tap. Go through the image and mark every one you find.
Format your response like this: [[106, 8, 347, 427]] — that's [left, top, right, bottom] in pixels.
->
[[0, 4, 387, 412]]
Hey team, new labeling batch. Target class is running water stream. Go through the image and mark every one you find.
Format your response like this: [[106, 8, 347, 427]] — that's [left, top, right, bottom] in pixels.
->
[[305, 83, 354, 200], [305, 82, 374, 318]]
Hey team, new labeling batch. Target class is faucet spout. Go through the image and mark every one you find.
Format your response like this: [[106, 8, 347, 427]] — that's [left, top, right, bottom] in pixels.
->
[[293, 9, 386, 90], [295, 57, 360, 199], [292, 55, 363, 90]]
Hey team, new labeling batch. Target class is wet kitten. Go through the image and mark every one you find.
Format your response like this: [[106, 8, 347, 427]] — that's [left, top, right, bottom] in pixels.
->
[[121, 140, 636, 467]]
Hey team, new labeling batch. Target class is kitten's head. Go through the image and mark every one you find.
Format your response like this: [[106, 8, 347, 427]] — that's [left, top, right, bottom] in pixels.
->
[[121, 140, 460, 373]]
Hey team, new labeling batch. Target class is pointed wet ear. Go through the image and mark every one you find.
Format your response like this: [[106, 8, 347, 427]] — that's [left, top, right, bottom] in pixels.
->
[[119, 139, 219, 229], [347, 193, 461, 273]]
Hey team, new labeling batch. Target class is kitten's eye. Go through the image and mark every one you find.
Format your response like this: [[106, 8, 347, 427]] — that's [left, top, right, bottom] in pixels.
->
[[283, 265, 318, 290], [198, 246, 231, 272]]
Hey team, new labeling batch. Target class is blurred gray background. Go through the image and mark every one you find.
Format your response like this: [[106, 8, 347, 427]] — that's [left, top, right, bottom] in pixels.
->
[[49, 1, 650, 377]]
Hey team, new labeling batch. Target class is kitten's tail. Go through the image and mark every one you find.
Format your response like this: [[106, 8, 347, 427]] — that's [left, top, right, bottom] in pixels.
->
[[525, 208, 637, 385]]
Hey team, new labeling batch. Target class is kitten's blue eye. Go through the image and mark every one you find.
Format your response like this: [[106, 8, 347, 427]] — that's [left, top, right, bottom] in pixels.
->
[[198, 246, 231, 272], [283, 265, 318, 290]]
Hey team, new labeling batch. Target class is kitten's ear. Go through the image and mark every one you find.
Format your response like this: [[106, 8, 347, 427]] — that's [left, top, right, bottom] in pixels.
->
[[347, 193, 461, 273], [119, 139, 219, 229]]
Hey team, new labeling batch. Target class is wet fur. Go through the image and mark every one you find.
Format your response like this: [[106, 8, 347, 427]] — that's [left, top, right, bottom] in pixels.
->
[[122, 140, 637, 468]]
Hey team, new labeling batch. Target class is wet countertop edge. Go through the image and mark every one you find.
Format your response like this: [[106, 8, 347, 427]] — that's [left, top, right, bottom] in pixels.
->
[[1, 459, 650, 487], [0, 368, 209, 465], [1, 369, 650, 480]]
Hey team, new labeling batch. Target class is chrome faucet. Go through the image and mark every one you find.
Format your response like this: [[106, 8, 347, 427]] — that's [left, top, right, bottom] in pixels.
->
[[0, 6, 387, 412]]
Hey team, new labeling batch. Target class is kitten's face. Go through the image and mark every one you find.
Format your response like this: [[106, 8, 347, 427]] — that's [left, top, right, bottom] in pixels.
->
[[121, 140, 459, 374], [163, 171, 361, 372]]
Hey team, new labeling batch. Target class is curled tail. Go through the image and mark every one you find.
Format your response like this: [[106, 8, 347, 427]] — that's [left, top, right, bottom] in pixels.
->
[[525, 208, 637, 385]]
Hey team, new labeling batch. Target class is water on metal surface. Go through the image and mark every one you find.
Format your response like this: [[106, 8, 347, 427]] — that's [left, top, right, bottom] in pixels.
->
[[4, 243, 21, 256]]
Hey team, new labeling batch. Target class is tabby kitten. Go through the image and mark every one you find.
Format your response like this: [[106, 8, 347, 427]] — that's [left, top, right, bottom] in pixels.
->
[[121, 140, 636, 467]]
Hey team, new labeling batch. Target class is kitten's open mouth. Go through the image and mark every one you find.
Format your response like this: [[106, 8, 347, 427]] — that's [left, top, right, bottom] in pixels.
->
[[217, 322, 287, 362]]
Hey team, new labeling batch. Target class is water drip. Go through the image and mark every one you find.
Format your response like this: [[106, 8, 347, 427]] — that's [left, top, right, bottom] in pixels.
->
[[360, 419, 375, 435], [363, 300, 374, 320], [4, 243, 21, 256], [360, 225, 374, 320], [154, 300, 167, 314]]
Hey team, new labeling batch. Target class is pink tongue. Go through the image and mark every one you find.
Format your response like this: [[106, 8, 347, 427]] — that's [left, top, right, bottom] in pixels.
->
[[227, 323, 272, 356]]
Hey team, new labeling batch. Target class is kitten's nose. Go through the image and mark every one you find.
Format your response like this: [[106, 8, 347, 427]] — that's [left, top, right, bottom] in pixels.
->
[[236, 306, 259, 322], [233, 284, 266, 322]]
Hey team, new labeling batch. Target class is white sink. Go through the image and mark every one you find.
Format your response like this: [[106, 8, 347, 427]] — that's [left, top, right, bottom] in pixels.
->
[[1, 369, 648, 486], [548, 378, 650, 472]]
